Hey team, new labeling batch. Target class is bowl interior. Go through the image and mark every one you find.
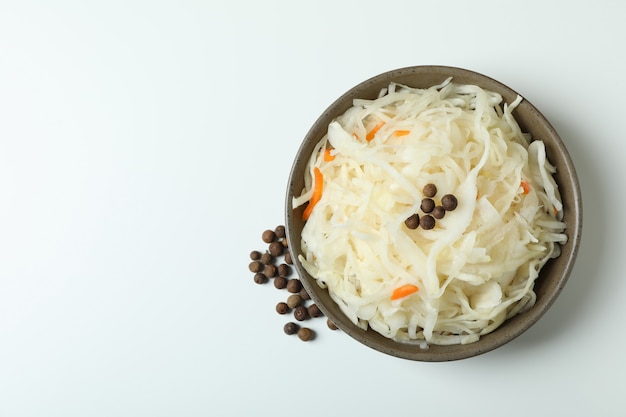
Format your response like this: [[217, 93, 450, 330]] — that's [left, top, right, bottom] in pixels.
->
[[285, 66, 582, 361]]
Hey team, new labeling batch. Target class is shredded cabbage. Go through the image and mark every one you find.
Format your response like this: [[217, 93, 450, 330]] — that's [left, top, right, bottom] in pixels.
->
[[293, 79, 567, 346]]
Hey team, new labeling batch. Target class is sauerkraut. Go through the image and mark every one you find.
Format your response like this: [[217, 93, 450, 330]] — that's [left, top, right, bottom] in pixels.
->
[[293, 79, 567, 346]]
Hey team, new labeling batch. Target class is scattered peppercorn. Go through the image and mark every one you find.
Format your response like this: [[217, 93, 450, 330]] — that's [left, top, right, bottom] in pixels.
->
[[405, 213, 419, 229], [275, 225, 286, 239], [297, 327, 315, 341], [327, 319, 338, 330], [283, 322, 299, 335], [293, 306, 309, 321], [299, 288, 310, 301], [249, 261, 263, 273], [423, 183, 437, 198], [307, 303, 323, 318], [276, 302, 290, 315], [287, 294, 303, 309], [264, 264, 277, 278], [441, 194, 458, 211], [260, 252, 273, 265], [420, 214, 435, 230], [253, 273, 267, 284], [269, 241, 284, 257], [432, 206, 445, 219], [262, 229, 276, 243], [250, 225, 336, 343], [274, 276, 288, 289], [420, 198, 435, 213], [286, 279, 302, 293], [278, 263, 291, 277]]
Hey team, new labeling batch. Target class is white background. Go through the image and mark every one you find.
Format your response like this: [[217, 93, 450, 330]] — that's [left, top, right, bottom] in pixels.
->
[[0, 1, 621, 416]]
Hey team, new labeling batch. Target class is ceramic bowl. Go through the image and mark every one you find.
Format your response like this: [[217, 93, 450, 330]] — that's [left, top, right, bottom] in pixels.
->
[[285, 65, 582, 361]]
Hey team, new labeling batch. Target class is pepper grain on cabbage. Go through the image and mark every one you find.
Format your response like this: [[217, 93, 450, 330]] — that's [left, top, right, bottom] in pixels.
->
[[293, 79, 567, 346]]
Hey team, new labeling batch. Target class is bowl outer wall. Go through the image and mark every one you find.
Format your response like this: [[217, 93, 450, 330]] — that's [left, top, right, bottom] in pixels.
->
[[285, 65, 582, 362]]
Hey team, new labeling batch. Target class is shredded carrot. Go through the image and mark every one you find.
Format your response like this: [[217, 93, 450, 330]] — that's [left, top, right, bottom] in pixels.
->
[[352, 132, 359, 140], [393, 129, 410, 137], [302, 167, 323, 221], [520, 179, 530, 195], [323, 148, 335, 162], [391, 284, 419, 300], [366, 121, 385, 141]]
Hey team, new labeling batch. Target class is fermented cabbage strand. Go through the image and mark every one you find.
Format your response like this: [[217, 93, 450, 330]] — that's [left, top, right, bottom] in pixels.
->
[[294, 79, 567, 346]]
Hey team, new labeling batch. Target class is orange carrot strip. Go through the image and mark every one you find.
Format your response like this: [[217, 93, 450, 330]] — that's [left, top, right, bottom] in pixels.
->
[[520, 179, 530, 195], [302, 167, 323, 221], [393, 129, 410, 137], [366, 121, 385, 141], [323, 148, 335, 162], [391, 284, 419, 300]]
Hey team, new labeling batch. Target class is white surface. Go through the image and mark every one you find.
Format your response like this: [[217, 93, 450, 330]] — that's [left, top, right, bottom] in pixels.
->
[[0, 1, 621, 415]]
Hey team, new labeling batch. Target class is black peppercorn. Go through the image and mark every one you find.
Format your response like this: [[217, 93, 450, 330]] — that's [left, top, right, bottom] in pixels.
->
[[280, 238, 289, 248], [293, 306, 309, 321], [274, 276, 287, 289], [299, 288, 310, 301], [297, 327, 315, 341], [253, 273, 267, 284], [432, 206, 445, 219], [260, 252, 273, 265], [420, 198, 435, 213], [264, 264, 277, 278], [283, 322, 299, 335], [327, 319, 338, 330], [420, 214, 435, 230], [277, 263, 291, 277], [262, 229, 276, 243], [287, 294, 303, 309], [248, 261, 263, 273], [275, 225, 286, 239], [286, 279, 302, 293], [250, 250, 261, 260], [269, 241, 284, 257], [405, 213, 419, 229], [307, 303, 323, 318], [423, 183, 437, 198], [284, 251, 293, 265], [441, 194, 458, 211], [276, 302, 290, 314]]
